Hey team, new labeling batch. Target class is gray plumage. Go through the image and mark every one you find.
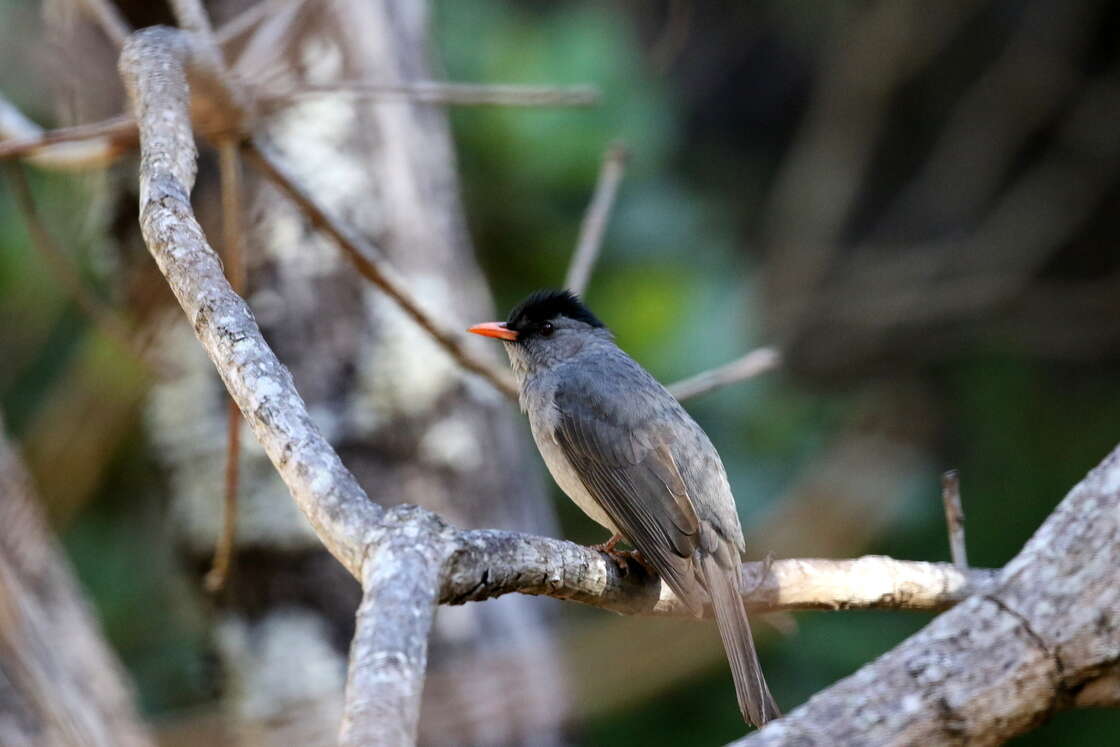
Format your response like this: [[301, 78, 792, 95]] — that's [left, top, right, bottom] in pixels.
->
[[484, 290, 780, 727]]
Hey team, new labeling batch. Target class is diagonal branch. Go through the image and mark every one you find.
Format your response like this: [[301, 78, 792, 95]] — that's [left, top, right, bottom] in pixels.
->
[[565, 141, 627, 296], [79, 0, 131, 48], [732, 445, 1120, 746], [242, 137, 519, 400], [668, 347, 782, 401], [0, 100, 136, 170], [119, 26, 378, 577]]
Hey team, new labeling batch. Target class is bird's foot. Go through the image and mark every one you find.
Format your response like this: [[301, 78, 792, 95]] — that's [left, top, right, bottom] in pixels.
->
[[589, 534, 651, 575], [590, 533, 624, 554]]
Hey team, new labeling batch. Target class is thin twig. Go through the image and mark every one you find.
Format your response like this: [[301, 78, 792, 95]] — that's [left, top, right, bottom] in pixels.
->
[[941, 469, 968, 571], [264, 82, 601, 108], [667, 347, 781, 401], [242, 137, 519, 401], [5, 163, 146, 363], [565, 141, 627, 296], [0, 115, 137, 168], [205, 139, 247, 594], [169, 0, 218, 40], [214, 0, 304, 46], [80, 0, 131, 48]]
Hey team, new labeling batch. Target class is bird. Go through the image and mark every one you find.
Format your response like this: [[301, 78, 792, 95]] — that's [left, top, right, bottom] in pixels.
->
[[468, 289, 780, 727]]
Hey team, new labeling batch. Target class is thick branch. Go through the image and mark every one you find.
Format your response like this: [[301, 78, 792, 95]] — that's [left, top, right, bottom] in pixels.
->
[[733, 443, 1120, 746], [118, 26, 379, 578], [444, 531, 995, 617], [0, 415, 152, 746], [341, 507, 454, 746]]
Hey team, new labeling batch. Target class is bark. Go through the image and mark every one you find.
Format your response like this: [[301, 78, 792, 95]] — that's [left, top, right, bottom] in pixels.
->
[[732, 444, 1120, 746], [0, 415, 152, 747]]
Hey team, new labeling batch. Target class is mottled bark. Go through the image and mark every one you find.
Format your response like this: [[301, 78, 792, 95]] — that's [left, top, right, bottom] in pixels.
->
[[733, 445, 1120, 746], [0, 415, 152, 747]]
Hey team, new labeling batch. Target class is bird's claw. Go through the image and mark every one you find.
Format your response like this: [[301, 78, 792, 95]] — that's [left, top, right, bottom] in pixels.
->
[[589, 534, 653, 576]]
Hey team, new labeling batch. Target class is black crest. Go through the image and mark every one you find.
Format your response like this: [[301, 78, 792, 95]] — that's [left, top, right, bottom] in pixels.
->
[[506, 289, 604, 333]]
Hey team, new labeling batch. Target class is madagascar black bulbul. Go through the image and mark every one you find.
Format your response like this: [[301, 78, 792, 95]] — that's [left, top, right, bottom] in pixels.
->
[[469, 289, 780, 727]]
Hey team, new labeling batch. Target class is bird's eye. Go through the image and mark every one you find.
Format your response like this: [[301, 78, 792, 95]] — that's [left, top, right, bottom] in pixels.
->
[[540, 322, 555, 337]]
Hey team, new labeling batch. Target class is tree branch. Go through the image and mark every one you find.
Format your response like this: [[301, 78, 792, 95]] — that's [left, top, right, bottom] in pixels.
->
[[79, 0, 131, 48], [341, 507, 453, 746], [0, 97, 135, 170], [941, 468, 969, 571], [732, 444, 1120, 746], [0, 413, 152, 746], [444, 533, 995, 617], [265, 81, 601, 107], [565, 141, 627, 296], [119, 26, 379, 578], [668, 347, 782, 401]]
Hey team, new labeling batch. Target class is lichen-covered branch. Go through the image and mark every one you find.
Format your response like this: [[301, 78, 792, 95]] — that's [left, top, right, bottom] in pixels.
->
[[732, 444, 1120, 746], [118, 26, 379, 578], [341, 507, 455, 746], [444, 531, 995, 617]]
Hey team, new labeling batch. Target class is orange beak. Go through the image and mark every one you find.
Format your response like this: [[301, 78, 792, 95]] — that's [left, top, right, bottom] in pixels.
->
[[467, 321, 519, 341]]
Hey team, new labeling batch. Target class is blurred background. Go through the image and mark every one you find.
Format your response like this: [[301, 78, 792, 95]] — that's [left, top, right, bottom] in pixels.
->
[[2, 0, 1119, 744]]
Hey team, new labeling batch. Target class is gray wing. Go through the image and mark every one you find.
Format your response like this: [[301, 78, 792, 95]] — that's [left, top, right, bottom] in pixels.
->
[[552, 363, 705, 612]]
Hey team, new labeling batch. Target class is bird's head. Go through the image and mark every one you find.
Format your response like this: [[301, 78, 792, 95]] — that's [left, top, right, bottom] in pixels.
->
[[468, 289, 608, 376]]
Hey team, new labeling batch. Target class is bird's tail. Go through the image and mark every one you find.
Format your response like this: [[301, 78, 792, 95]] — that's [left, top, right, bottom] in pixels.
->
[[700, 550, 781, 728]]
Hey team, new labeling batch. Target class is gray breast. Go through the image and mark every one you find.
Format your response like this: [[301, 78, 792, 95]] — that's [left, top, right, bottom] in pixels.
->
[[521, 372, 620, 534]]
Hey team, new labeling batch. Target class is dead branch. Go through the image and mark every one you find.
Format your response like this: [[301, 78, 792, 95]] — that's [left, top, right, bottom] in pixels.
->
[[565, 141, 627, 296], [444, 536, 996, 617], [732, 445, 1120, 746], [0, 98, 135, 169], [214, 0, 303, 46], [204, 138, 247, 594], [79, 0, 130, 48], [941, 469, 968, 571]]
